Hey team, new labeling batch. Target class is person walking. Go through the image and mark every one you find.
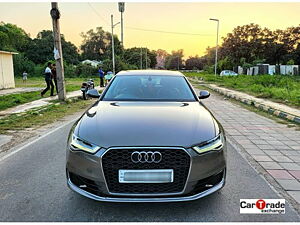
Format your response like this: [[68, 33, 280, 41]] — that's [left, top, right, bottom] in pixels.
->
[[22, 71, 28, 84], [51, 63, 58, 94], [98, 67, 105, 87], [41, 62, 54, 97]]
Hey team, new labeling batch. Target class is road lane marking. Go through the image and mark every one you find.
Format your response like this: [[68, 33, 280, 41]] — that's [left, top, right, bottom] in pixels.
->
[[0, 118, 77, 163]]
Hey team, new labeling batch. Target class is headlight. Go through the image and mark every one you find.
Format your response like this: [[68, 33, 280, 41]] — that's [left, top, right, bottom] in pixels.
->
[[192, 133, 224, 154], [69, 134, 100, 154]]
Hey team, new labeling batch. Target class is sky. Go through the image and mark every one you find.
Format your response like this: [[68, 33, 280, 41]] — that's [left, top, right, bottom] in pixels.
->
[[1, 2, 300, 58]]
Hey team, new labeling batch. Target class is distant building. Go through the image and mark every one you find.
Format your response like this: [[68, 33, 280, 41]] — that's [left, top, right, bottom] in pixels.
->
[[0, 50, 18, 89], [155, 55, 166, 69], [81, 60, 102, 67]]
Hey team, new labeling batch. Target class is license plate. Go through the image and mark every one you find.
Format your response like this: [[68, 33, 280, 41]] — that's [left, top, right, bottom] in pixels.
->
[[118, 169, 174, 183]]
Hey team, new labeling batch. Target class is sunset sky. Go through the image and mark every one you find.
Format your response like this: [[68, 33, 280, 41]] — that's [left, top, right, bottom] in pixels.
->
[[1, 2, 300, 58]]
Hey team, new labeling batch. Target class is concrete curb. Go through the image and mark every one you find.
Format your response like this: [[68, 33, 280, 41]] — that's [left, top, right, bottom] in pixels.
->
[[190, 77, 300, 125]]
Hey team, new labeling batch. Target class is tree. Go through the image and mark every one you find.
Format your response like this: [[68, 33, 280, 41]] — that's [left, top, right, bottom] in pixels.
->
[[102, 55, 138, 73], [13, 53, 35, 76], [165, 49, 184, 70], [217, 56, 234, 71], [220, 23, 268, 65], [0, 22, 30, 52], [25, 30, 80, 65], [202, 46, 216, 66], [80, 27, 123, 61], [148, 50, 157, 68], [218, 24, 300, 66], [123, 47, 143, 69], [185, 55, 204, 70], [123, 47, 157, 69], [294, 44, 300, 65]]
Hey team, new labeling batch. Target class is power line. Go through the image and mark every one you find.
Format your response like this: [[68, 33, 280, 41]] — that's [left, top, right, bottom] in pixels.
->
[[87, 3, 110, 26], [87, 3, 213, 37], [126, 26, 213, 36]]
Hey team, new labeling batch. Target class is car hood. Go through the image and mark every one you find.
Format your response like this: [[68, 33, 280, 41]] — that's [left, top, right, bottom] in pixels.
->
[[77, 101, 218, 148]]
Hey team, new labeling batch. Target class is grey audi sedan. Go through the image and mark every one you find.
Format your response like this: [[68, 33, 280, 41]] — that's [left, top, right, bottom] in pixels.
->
[[66, 70, 226, 202]]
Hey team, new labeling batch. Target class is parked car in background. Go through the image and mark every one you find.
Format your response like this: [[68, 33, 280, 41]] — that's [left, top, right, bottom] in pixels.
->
[[220, 70, 238, 76]]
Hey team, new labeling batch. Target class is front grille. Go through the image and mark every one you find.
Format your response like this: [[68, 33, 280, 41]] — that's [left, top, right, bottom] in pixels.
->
[[102, 148, 190, 194]]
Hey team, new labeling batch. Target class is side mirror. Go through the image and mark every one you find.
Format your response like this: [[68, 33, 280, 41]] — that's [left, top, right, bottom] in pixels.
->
[[198, 90, 210, 99], [87, 89, 101, 98]]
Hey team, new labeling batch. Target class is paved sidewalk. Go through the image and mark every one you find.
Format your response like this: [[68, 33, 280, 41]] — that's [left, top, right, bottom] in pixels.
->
[[199, 88, 300, 205], [0, 87, 103, 116], [0, 87, 42, 96], [190, 77, 300, 124]]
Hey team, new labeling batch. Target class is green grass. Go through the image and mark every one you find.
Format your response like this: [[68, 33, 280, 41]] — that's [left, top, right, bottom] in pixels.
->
[[0, 91, 42, 111], [193, 83, 300, 130], [0, 77, 100, 111], [0, 98, 96, 134], [15, 77, 95, 92], [185, 72, 300, 108]]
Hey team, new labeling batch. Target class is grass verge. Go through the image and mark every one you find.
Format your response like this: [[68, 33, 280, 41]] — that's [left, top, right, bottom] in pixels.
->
[[193, 82, 300, 130], [0, 98, 95, 134], [0, 91, 42, 111], [15, 77, 97, 92], [185, 72, 300, 108], [1, 77, 99, 111]]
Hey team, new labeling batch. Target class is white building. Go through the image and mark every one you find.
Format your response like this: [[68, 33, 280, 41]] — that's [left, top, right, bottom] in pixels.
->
[[0, 51, 18, 89], [81, 59, 102, 67]]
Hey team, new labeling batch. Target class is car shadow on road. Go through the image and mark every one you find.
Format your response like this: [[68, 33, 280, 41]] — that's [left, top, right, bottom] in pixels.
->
[[66, 189, 232, 222]]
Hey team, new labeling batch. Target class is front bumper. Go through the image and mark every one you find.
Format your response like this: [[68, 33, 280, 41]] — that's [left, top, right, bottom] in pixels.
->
[[67, 171, 225, 202], [66, 146, 226, 202]]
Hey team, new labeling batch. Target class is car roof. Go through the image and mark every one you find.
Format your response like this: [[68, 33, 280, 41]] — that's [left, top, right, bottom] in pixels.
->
[[116, 70, 184, 76]]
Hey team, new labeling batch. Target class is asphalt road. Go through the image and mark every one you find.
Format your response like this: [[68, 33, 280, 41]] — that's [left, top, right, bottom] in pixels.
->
[[0, 117, 299, 222]]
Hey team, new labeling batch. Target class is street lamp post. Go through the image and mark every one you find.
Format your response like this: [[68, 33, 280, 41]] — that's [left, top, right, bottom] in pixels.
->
[[111, 14, 120, 75], [210, 18, 219, 76], [118, 2, 125, 45], [140, 47, 143, 69], [145, 48, 147, 69]]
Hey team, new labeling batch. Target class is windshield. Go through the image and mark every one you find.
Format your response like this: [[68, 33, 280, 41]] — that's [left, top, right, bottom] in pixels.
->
[[102, 75, 196, 101]]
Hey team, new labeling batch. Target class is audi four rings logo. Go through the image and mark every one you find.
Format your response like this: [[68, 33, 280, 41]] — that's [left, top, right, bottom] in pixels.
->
[[131, 151, 162, 163]]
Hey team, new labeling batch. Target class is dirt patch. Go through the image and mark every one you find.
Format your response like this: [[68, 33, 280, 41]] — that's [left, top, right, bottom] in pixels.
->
[[0, 110, 84, 155]]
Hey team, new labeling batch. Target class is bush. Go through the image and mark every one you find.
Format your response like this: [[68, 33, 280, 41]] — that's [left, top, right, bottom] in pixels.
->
[[287, 59, 295, 65], [102, 57, 138, 73], [75, 63, 98, 78], [14, 54, 139, 79], [33, 64, 45, 77], [64, 63, 77, 77], [203, 65, 214, 74], [13, 53, 35, 77]]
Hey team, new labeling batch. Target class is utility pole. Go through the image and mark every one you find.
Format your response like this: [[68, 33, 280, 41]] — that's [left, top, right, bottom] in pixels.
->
[[50, 2, 66, 101], [140, 47, 143, 69], [111, 14, 120, 75], [118, 2, 125, 45], [177, 56, 179, 70], [210, 18, 219, 76], [145, 48, 147, 69]]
